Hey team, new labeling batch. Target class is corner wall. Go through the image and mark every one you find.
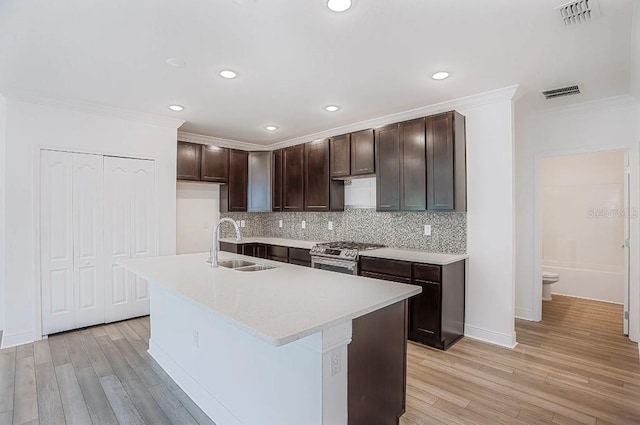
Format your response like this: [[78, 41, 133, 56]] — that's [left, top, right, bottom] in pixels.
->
[[0, 92, 6, 334], [1, 99, 182, 348]]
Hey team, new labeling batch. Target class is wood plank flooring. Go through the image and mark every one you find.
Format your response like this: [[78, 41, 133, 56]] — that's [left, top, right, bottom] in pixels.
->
[[401, 295, 640, 425], [0, 317, 213, 425], [0, 296, 637, 425]]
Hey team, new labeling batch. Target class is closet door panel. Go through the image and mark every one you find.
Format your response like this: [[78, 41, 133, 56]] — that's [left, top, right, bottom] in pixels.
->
[[40, 150, 75, 334], [129, 159, 156, 317], [104, 156, 133, 322], [73, 153, 105, 328]]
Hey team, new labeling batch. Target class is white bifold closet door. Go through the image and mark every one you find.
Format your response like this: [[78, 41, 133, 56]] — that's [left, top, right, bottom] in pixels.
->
[[104, 156, 156, 323], [41, 151, 105, 334]]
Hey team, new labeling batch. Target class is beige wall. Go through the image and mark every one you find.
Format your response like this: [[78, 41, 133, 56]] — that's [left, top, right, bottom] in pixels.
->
[[542, 151, 626, 303], [176, 182, 220, 254]]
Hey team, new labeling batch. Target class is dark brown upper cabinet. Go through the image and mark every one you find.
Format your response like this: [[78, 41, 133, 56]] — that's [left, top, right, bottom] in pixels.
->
[[272, 149, 283, 211], [201, 145, 229, 183], [330, 134, 351, 178], [375, 123, 401, 211], [282, 144, 305, 211], [400, 118, 426, 211], [177, 141, 201, 181], [350, 129, 375, 176], [427, 111, 467, 211], [305, 139, 344, 212], [220, 149, 248, 212]]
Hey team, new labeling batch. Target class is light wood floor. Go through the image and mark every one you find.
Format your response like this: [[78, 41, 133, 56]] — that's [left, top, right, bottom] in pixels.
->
[[402, 295, 640, 425], [0, 296, 638, 425], [0, 317, 214, 425]]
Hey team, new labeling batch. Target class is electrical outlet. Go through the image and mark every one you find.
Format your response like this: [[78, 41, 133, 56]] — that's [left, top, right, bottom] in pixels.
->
[[240, 220, 246, 228], [301, 220, 306, 229], [424, 225, 432, 236], [278, 219, 283, 228], [328, 221, 333, 231], [235, 220, 241, 228], [193, 330, 199, 349], [331, 349, 341, 376]]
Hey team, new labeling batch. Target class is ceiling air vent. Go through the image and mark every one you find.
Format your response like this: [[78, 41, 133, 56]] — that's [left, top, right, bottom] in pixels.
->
[[557, 0, 601, 26], [541, 85, 581, 100]]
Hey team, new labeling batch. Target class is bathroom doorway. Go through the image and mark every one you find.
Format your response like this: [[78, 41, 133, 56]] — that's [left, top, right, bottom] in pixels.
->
[[539, 150, 630, 334]]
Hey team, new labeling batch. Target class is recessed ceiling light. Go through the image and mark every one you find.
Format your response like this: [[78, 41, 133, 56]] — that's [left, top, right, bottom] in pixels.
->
[[219, 69, 238, 79], [166, 58, 185, 67], [264, 125, 279, 131], [327, 0, 352, 12], [168, 105, 184, 112], [324, 105, 341, 112], [432, 71, 450, 80]]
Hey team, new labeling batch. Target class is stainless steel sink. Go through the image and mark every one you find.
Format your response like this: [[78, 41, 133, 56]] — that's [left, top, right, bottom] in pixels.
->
[[207, 258, 276, 272], [234, 264, 276, 272]]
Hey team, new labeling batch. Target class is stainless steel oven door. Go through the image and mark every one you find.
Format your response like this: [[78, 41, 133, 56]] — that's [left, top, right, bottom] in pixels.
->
[[311, 256, 358, 275]]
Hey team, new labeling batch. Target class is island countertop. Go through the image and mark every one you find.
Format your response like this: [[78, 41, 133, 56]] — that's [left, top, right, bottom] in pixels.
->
[[120, 252, 421, 347]]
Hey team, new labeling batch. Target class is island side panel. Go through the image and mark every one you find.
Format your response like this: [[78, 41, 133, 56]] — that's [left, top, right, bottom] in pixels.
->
[[148, 282, 335, 425], [348, 300, 408, 425]]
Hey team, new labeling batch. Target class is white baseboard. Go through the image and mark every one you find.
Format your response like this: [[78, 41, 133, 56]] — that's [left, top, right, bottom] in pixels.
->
[[552, 292, 624, 305], [1, 330, 34, 349], [515, 308, 538, 321], [464, 324, 517, 349], [148, 339, 242, 425]]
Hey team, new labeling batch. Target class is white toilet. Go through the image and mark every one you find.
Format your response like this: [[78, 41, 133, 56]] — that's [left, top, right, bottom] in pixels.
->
[[542, 271, 560, 301]]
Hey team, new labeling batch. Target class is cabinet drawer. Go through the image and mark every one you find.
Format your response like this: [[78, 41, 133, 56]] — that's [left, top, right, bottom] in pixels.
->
[[268, 255, 289, 263], [360, 257, 412, 278], [289, 247, 311, 263], [219, 241, 241, 254], [267, 245, 289, 258], [361, 271, 412, 285], [413, 264, 441, 283], [290, 259, 311, 267]]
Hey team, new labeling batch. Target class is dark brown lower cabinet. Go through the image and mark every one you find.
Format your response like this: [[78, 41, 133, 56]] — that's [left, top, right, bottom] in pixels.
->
[[242, 243, 267, 259], [220, 242, 313, 266], [348, 300, 407, 425], [219, 241, 242, 254], [360, 257, 465, 350]]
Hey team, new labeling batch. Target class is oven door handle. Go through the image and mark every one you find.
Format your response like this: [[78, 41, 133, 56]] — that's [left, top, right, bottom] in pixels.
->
[[311, 257, 357, 271]]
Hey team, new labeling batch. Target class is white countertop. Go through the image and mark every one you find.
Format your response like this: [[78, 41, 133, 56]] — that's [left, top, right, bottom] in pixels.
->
[[219, 237, 320, 250], [120, 252, 421, 347], [220, 237, 467, 265], [359, 248, 467, 266]]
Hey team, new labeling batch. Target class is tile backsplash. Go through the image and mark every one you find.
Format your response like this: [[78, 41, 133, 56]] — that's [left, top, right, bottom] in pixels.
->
[[221, 208, 466, 254]]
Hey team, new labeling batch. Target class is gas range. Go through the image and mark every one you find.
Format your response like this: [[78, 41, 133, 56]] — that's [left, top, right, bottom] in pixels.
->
[[310, 241, 386, 261]]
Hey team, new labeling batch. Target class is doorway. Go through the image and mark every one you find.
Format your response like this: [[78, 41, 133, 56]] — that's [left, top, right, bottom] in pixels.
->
[[538, 150, 630, 334]]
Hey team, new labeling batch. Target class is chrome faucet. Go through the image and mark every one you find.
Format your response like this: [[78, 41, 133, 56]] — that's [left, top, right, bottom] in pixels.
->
[[210, 218, 242, 268]]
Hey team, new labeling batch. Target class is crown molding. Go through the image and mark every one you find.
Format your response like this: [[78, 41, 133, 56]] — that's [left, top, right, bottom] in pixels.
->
[[267, 85, 520, 150], [528, 94, 640, 120], [177, 131, 265, 150], [4, 89, 186, 129]]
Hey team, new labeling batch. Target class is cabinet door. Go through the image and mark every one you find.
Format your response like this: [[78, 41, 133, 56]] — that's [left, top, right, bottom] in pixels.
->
[[400, 118, 426, 211], [227, 149, 248, 212], [272, 149, 283, 211], [129, 159, 156, 318], [427, 112, 455, 210], [177, 142, 201, 181], [201, 145, 229, 183], [248, 151, 272, 212], [409, 280, 441, 342], [72, 153, 105, 329], [283, 144, 305, 211], [351, 129, 375, 176], [305, 139, 330, 211], [40, 150, 75, 334], [330, 134, 351, 178], [375, 124, 401, 211], [104, 156, 134, 323]]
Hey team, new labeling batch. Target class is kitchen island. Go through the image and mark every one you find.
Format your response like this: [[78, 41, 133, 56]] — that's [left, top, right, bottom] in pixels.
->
[[121, 251, 421, 425]]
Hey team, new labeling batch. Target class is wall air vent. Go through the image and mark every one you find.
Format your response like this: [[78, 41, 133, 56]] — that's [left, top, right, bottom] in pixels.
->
[[557, 0, 601, 26], [541, 85, 581, 100]]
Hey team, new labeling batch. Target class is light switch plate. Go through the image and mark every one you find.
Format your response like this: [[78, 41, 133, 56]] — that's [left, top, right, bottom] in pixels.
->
[[424, 225, 432, 236], [278, 219, 283, 228], [301, 220, 306, 229], [328, 221, 333, 231], [240, 220, 246, 228]]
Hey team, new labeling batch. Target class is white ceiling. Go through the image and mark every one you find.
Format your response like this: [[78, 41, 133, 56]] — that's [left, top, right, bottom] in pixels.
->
[[0, 0, 636, 145]]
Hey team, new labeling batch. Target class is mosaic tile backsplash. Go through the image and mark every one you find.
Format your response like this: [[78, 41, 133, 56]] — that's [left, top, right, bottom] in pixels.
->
[[221, 209, 466, 254]]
